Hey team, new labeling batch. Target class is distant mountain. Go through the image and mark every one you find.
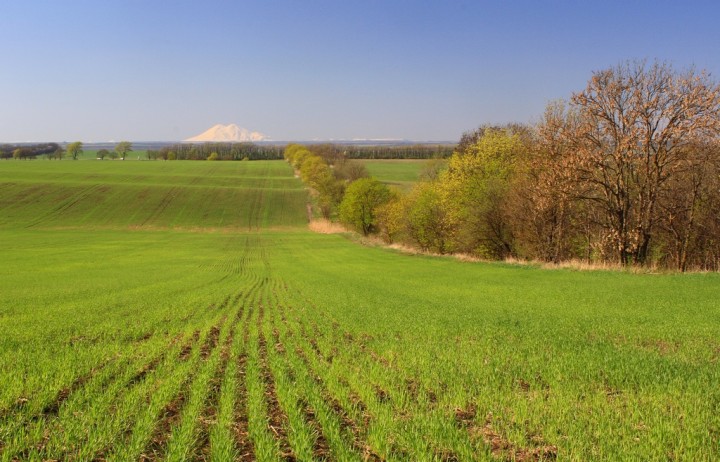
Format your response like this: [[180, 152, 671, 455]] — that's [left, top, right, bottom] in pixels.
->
[[184, 124, 268, 142]]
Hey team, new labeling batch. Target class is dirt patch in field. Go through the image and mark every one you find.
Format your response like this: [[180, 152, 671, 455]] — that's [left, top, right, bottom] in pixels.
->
[[201, 324, 222, 359], [178, 330, 201, 361], [637, 338, 680, 356], [373, 385, 391, 404], [433, 447, 462, 461], [128, 352, 166, 386], [454, 406, 558, 461]]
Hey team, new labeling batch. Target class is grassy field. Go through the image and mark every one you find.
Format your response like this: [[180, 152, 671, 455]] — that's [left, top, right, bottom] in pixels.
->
[[360, 159, 436, 190], [0, 160, 306, 230], [1, 160, 718, 461]]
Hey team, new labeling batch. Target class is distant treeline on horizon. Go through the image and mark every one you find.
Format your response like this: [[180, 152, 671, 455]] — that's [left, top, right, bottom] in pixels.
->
[[0, 142, 60, 159], [146, 142, 454, 161], [1, 141, 456, 160]]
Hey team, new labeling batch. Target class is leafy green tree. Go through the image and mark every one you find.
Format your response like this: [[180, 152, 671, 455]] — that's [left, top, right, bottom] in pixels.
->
[[299, 156, 332, 189], [300, 157, 341, 218], [115, 141, 132, 160], [291, 148, 313, 170], [315, 174, 344, 219], [97, 149, 109, 160], [283, 143, 305, 162], [67, 141, 83, 160], [406, 181, 455, 253], [438, 128, 524, 257], [12, 148, 22, 160], [375, 192, 405, 243], [54, 147, 65, 160], [339, 178, 393, 235]]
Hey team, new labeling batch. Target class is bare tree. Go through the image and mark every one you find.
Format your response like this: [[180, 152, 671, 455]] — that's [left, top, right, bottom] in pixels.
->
[[658, 141, 720, 270], [570, 60, 720, 265], [509, 102, 582, 262]]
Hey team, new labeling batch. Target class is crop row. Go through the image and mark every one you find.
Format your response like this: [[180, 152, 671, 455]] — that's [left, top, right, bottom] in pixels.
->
[[1, 268, 529, 461]]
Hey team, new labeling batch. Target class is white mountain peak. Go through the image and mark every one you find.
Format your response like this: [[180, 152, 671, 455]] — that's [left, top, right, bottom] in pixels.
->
[[184, 124, 268, 142]]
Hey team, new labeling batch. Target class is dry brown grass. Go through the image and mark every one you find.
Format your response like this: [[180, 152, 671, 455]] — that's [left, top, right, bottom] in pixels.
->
[[502, 257, 664, 274], [355, 236, 483, 263], [308, 217, 708, 274], [308, 219, 347, 234], [361, 235, 673, 273]]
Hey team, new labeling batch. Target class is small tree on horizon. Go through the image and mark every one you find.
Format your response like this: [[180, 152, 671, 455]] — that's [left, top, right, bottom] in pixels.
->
[[115, 141, 132, 160], [67, 141, 83, 160]]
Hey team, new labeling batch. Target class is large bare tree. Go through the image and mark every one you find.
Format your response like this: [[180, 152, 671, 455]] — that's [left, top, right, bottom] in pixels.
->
[[570, 60, 720, 265]]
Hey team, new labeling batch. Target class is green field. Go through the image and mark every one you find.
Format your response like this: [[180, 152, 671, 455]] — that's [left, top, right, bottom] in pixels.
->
[[1, 160, 718, 461], [0, 161, 306, 230], [360, 159, 435, 190]]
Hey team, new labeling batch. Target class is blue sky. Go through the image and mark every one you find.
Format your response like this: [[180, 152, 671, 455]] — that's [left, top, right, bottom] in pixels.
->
[[1, 0, 719, 142]]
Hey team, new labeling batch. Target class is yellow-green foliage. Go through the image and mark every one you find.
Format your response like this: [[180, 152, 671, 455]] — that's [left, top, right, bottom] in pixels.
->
[[283, 144, 314, 170], [284, 144, 344, 219], [299, 156, 331, 189], [338, 177, 392, 235], [404, 181, 454, 253], [374, 191, 403, 243], [444, 128, 522, 182], [437, 128, 522, 257], [382, 129, 523, 256]]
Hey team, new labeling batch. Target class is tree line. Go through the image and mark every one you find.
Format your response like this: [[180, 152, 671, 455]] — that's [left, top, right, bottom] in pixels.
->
[[1, 143, 60, 159], [145, 143, 452, 161], [1, 141, 135, 160], [311, 61, 720, 271], [147, 143, 285, 161], [284, 144, 372, 219], [343, 144, 454, 159], [4, 141, 452, 162]]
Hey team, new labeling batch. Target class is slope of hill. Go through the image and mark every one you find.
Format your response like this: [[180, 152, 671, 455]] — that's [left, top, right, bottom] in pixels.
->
[[0, 161, 305, 230], [184, 124, 268, 142]]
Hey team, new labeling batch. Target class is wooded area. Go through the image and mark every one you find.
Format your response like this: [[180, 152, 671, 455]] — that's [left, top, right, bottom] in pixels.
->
[[292, 61, 720, 271], [0, 143, 60, 159]]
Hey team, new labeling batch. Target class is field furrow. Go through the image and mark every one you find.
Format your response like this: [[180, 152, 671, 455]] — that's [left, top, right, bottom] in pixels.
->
[[232, 297, 256, 462], [255, 291, 296, 461]]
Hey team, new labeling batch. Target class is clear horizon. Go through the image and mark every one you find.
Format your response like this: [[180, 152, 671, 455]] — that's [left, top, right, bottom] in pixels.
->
[[2, 0, 719, 143]]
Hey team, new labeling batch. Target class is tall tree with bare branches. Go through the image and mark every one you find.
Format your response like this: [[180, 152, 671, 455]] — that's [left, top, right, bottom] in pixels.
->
[[570, 60, 720, 265]]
